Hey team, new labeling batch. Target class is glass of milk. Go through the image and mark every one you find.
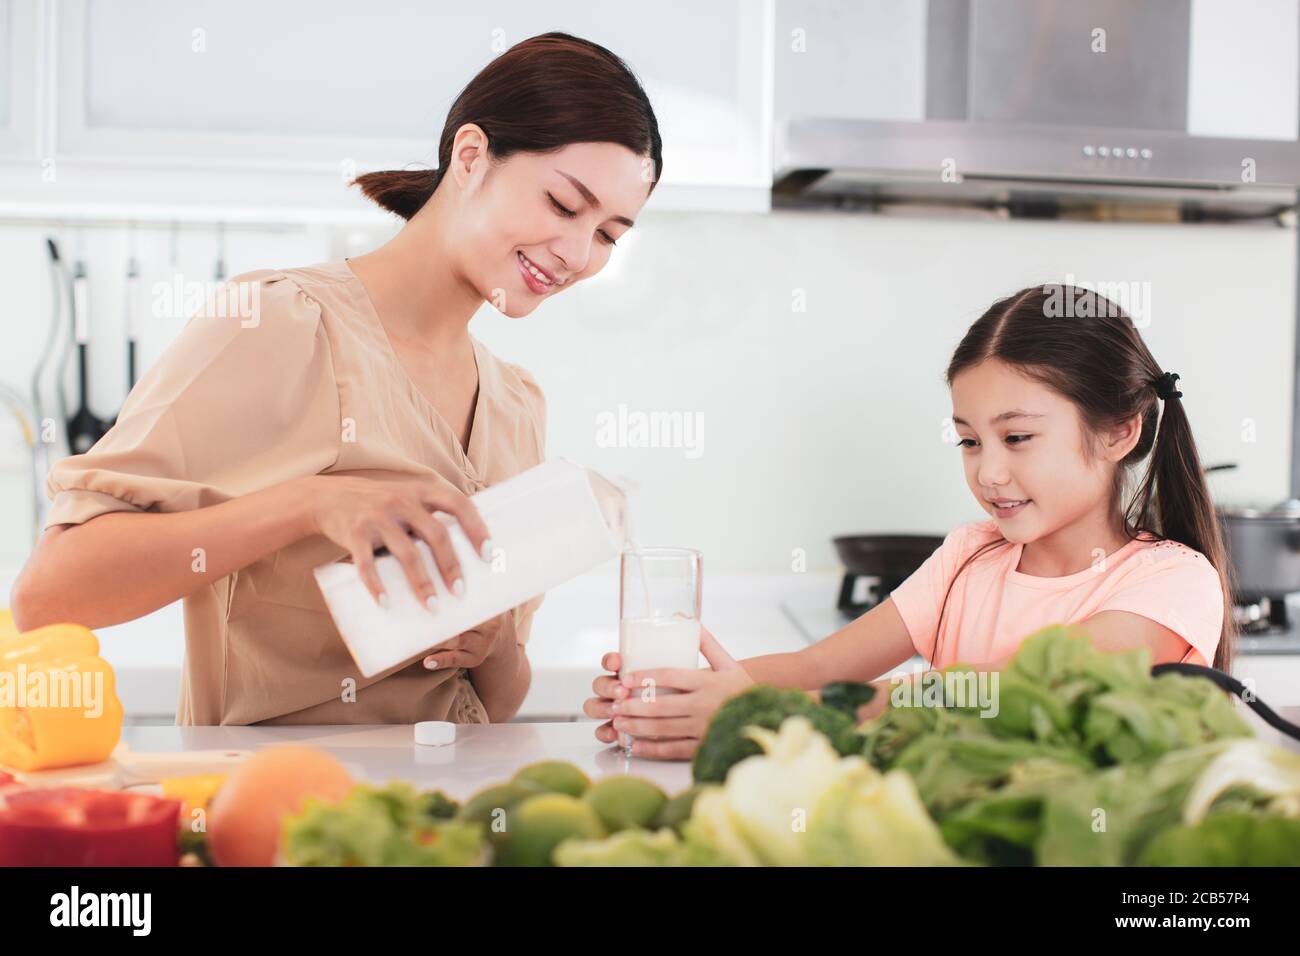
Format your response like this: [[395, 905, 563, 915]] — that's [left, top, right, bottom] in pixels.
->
[[618, 547, 703, 757]]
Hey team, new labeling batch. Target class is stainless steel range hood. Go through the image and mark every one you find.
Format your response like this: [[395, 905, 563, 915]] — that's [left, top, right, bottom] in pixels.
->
[[773, 0, 1300, 221]]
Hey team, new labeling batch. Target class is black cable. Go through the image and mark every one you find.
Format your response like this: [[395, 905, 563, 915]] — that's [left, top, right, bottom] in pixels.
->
[[1152, 662, 1300, 742]]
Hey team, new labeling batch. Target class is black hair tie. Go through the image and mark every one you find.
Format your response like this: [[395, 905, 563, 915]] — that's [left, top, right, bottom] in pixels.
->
[[1155, 371, 1182, 401]]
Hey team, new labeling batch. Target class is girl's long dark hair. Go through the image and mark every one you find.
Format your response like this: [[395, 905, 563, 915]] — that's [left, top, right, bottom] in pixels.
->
[[936, 285, 1234, 671], [353, 32, 663, 219]]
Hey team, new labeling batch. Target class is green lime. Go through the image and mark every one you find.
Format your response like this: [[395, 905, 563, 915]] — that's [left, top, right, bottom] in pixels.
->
[[582, 776, 668, 831], [512, 760, 591, 797], [654, 784, 705, 834], [494, 793, 606, 867], [457, 781, 544, 826]]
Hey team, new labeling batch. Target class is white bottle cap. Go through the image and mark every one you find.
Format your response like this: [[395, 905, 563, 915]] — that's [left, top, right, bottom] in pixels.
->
[[414, 720, 456, 747]]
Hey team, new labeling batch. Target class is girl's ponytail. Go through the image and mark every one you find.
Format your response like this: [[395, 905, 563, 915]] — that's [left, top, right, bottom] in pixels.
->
[[1127, 375, 1235, 671]]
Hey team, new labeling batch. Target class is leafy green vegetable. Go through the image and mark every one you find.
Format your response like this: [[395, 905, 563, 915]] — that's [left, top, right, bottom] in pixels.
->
[[691, 685, 863, 784], [859, 625, 1276, 866], [684, 716, 958, 866], [282, 782, 487, 867], [1138, 813, 1300, 866], [1182, 738, 1300, 823], [892, 731, 1091, 819]]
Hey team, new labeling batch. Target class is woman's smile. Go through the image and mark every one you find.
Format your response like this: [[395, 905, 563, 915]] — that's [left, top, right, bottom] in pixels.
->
[[517, 251, 556, 294]]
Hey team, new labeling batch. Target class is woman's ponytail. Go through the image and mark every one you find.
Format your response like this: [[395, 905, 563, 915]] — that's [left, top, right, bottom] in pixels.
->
[[351, 33, 662, 222], [351, 168, 442, 221], [1127, 377, 1235, 671]]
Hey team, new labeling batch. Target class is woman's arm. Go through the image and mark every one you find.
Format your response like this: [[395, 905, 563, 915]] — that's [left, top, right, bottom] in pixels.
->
[[468, 639, 532, 722], [12, 476, 320, 630], [11, 472, 491, 632]]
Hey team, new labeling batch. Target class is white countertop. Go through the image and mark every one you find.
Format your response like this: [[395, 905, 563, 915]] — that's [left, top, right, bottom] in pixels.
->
[[121, 721, 693, 799], [118, 702, 1300, 804]]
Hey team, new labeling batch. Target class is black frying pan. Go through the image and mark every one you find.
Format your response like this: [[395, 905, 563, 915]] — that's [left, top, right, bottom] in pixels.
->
[[833, 534, 945, 615]]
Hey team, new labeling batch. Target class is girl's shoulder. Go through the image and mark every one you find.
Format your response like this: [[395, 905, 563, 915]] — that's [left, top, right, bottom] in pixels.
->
[[1115, 534, 1222, 585]]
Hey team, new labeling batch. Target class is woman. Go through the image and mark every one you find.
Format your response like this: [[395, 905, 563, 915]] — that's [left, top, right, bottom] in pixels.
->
[[12, 32, 662, 726]]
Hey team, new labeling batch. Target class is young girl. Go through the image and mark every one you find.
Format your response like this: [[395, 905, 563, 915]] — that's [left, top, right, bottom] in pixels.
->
[[586, 284, 1235, 759]]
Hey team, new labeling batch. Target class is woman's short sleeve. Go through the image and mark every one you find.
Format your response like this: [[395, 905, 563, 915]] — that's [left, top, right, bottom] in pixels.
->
[[889, 523, 981, 660], [45, 270, 341, 528]]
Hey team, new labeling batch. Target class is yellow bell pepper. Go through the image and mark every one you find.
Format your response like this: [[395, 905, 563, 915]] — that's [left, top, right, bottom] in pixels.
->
[[0, 623, 124, 772], [161, 773, 226, 819], [0, 622, 100, 667]]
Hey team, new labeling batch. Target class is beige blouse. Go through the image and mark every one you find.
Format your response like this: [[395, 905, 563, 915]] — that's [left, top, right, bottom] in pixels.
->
[[44, 259, 547, 726]]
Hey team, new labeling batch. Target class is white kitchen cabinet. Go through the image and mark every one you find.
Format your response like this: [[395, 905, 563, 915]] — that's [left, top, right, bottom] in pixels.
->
[[1, 0, 775, 218], [0, 0, 40, 159]]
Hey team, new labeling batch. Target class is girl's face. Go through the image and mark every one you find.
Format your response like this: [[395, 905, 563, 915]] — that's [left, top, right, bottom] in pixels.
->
[[449, 138, 652, 318], [950, 359, 1133, 545]]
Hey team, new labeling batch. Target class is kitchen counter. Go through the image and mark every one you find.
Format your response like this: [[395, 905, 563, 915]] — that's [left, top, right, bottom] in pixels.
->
[[120, 701, 1300, 800], [121, 721, 693, 799]]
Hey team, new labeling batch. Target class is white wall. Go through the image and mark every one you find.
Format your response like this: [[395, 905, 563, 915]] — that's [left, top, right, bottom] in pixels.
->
[[0, 208, 1293, 573], [473, 209, 1297, 571]]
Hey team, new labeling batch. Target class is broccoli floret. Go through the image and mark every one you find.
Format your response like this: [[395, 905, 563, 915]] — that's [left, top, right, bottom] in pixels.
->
[[418, 789, 460, 820], [691, 685, 864, 784], [820, 681, 877, 718]]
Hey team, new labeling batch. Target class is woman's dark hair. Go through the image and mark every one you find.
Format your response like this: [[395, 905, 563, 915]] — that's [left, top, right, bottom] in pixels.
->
[[353, 32, 663, 220], [935, 284, 1234, 671]]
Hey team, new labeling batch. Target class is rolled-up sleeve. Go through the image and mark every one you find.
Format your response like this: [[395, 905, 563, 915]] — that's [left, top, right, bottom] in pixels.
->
[[45, 269, 341, 528]]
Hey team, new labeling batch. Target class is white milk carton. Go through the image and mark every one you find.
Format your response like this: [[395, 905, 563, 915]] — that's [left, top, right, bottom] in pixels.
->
[[314, 459, 627, 677]]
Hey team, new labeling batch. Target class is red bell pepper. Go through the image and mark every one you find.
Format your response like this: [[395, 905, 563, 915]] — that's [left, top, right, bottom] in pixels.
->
[[0, 787, 181, 867]]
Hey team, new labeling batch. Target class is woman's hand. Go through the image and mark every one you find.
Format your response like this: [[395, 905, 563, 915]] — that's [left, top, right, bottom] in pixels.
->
[[584, 627, 753, 760], [302, 473, 492, 609], [421, 613, 512, 671]]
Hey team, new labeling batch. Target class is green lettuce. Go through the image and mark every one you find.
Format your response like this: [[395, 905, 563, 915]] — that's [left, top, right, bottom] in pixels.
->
[[1138, 813, 1300, 866], [282, 782, 487, 867]]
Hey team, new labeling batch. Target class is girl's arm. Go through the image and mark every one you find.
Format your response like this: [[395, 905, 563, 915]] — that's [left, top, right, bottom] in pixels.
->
[[919, 610, 1190, 675], [1078, 610, 1191, 662], [742, 597, 918, 688]]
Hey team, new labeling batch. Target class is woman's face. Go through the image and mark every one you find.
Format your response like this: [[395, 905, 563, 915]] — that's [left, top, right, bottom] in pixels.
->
[[449, 137, 652, 318], [949, 359, 1136, 545]]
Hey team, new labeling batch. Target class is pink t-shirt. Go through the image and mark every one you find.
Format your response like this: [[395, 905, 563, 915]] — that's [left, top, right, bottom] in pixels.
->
[[890, 520, 1224, 669]]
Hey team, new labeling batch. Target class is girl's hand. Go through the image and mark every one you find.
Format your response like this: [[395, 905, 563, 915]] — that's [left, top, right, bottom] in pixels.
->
[[302, 473, 492, 609], [584, 627, 753, 760]]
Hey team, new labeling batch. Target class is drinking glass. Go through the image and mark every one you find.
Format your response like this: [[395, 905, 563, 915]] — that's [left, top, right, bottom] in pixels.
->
[[617, 548, 703, 757]]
